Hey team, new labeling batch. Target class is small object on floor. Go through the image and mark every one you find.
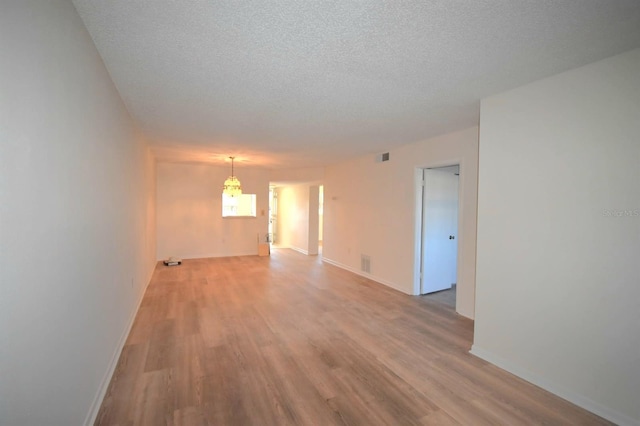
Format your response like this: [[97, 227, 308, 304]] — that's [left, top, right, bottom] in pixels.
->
[[163, 256, 182, 266], [258, 243, 270, 257]]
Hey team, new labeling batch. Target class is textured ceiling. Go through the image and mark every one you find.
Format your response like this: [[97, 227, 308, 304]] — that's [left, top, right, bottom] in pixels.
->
[[72, 0, 640, 168]]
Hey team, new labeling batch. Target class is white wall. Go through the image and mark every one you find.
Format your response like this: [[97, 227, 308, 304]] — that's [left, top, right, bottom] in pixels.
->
[[323, 127, 479, 318], [0, 1, 157, 425], [473, 48, 640, 425], [156, 163, 269, 259], [269, 167, 324, 184], [276, 184, 320, 255]]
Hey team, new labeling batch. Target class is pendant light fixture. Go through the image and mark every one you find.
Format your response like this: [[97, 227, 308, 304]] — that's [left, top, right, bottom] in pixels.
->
[[223, 156, 242, 197]]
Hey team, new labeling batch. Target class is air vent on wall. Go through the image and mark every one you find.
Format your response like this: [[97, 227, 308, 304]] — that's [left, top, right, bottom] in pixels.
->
[[361, 254, 371, 273], [375, 152, 390, 163]]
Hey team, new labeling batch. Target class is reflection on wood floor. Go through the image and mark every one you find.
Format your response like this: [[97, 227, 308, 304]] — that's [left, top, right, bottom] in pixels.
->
[[95, 249, 610, 426]]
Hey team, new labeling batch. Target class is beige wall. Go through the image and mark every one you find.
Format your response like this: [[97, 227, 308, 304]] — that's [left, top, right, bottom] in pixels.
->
[[270, 167, 324, 183], [0, 1, 157, 424], [323, 127, 479, 318], [156, 163, 270, 259], [473, 48, 640, 425]]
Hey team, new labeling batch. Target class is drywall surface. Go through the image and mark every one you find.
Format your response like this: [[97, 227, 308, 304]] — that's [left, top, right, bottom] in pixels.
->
[[323, 127, 478, 318], [308, 185, 320, 255], [269, 167, 324, 184], [156, 162, 269, 259], [473, 48, 640, 425], [0, 1, 157, 424]]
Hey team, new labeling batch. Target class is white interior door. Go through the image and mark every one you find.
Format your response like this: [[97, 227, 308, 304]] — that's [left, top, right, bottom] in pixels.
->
[[421, 168, 459, 294]]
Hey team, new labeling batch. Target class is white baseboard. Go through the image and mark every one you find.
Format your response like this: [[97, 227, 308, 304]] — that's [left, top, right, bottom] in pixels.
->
[[277, 246, 320, 256], [83, 272, 153, 426], [290, 246, 309, 255], [469, 345, 639, 426], [156, 251, 259, 261], [321, 257, 407, 294]]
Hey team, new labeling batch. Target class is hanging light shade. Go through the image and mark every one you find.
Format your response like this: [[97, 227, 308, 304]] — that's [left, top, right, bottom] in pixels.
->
[[223, 156, 242, 197]]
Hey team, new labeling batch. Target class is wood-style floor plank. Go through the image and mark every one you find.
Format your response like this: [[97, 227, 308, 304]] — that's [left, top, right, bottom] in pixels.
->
[[95, 249, 611, 425]]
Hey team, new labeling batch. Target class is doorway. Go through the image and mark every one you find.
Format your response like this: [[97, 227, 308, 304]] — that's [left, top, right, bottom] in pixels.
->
[[267, 183, 322, 256], [268, 186, 277, 246], [418, 165, 459, 305], [318, 185, 324, 255]]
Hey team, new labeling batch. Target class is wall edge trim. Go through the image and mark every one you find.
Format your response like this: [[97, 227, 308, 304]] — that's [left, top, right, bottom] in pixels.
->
[[83, 273, 154, 426], [290, 246, 310, 255], [469, 345, 639, 426], [322, 257, 408, 294]]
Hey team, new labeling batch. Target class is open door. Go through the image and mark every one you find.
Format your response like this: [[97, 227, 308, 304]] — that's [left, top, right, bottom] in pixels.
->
[[421, 167, 459, 294]]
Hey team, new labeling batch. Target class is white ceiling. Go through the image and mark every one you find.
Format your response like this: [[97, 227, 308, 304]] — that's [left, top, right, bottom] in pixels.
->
[[72, 0, 640, 169]]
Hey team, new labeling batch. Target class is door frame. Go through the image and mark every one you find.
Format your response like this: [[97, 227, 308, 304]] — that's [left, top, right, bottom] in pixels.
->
[[413, 160, 464, 304]]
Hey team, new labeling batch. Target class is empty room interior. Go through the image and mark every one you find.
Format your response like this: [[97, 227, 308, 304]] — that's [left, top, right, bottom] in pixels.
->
[[2, 1, 640, 425]]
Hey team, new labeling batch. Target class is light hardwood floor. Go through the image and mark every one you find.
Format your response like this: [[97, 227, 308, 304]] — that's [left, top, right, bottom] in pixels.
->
[[424, 285, 456, 309], [95, 250, 610, 425]]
